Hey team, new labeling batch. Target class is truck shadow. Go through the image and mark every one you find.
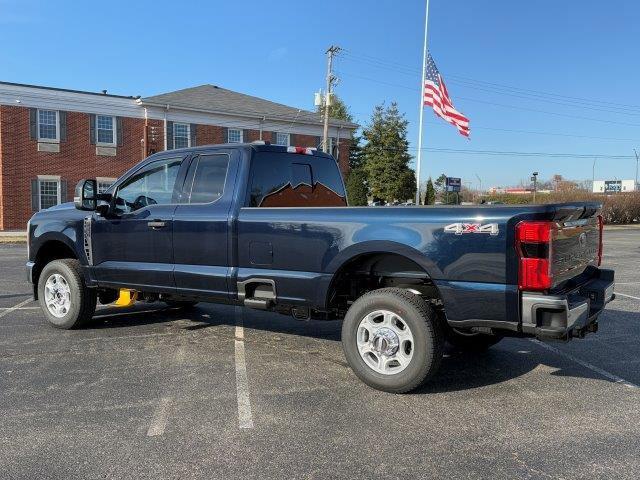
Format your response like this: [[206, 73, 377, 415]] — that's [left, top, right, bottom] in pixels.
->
[[90, 303, 640, 393]]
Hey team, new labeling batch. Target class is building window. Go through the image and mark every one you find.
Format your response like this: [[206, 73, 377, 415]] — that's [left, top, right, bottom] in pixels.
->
[[228, 128, 242, 143], [275, 132, 290, 146], [173, 123, 190, 149], [96, 115, 115, 145], [37, 109, 59, 141], [38, 177, 60, 210], [97, 177, 116, 194]]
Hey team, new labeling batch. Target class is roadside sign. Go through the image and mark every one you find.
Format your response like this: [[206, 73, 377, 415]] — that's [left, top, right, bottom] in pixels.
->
[[446, 177, 461, 192], [604, 180, 622, 193]]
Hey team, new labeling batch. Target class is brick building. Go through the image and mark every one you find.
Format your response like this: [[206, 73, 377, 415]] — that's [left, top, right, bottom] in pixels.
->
[[0, 82, 356, 230]]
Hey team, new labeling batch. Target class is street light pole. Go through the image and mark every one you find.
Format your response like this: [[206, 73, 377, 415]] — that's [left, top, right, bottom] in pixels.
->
[[531, 171, 538, 203], [634, 149, 639, 191]]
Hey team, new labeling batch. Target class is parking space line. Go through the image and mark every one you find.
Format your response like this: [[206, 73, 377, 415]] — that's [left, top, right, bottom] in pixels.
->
[[615, 292, 640, 301], [530, 339, 638, 389], [234, 308, 254, 429], [0, 306, 39, 311], [0, 298, 33, 319], [147, 396, 172, 437]]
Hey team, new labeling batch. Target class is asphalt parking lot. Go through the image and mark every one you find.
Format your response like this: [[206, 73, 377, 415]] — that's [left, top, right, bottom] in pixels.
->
[[1, 229, 639, 479]]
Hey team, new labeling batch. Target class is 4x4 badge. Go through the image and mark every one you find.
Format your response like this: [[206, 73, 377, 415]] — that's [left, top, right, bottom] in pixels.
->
[[444, 223, 499, 236]]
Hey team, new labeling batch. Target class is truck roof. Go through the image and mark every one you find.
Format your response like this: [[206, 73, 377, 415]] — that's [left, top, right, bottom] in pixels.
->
[[157, 142, 334, 159]]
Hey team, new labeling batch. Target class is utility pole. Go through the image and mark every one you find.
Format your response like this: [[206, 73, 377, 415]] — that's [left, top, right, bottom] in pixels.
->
[[475, 173, 482, 198], [592, 157, 596, 192], [531, 171, 538, 203], [634, 149, 639, 191], [322, 45, 341, 153]]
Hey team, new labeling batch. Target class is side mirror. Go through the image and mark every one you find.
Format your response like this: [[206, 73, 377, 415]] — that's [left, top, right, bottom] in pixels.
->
[[74, 179, 97, 211]]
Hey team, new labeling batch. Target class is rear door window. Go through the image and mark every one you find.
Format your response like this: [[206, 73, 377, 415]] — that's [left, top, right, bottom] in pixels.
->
[[183, 154, 230, 204], [248, 152, 346, 207]]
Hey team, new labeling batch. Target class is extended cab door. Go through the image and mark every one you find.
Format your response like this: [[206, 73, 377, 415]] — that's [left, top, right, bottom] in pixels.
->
[[172, 149, 240, 300], [91, 154, 189, 291]]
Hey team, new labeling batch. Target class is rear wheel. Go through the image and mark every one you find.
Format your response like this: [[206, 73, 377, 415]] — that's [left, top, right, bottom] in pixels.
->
[[341, 288, 443, 393], [445, 327, 503, 352], [38, 259, 97, 329]]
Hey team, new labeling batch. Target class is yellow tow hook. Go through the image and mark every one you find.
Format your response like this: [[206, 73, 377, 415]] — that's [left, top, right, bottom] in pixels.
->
[[114, 289, 138, 307]]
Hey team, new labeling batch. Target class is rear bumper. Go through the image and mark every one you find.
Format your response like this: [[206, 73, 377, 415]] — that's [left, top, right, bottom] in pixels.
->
[[521, 268, 615, 340]]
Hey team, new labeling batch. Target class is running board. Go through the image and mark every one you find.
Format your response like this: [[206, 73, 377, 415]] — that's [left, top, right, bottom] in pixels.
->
[[244, 298, 271, 310]]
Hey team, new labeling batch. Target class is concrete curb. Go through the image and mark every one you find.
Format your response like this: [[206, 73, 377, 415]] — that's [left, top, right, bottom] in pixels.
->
[[604, 224, 640, 230], [0, 237, 27, 243]]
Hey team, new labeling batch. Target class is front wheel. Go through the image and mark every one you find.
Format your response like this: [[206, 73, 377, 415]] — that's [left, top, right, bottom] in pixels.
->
[[38, 259, 97, 329], [341, 288, 444, 393]]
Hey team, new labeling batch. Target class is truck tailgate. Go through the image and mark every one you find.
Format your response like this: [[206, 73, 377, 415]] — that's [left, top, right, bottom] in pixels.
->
[[551, 204, 601, 286]]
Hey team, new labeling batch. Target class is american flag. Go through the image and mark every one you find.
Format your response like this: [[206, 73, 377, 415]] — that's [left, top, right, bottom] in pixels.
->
[[423, 52, 470, 137]]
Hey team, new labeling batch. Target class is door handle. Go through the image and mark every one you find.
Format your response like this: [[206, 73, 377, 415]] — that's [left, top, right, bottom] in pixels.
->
[[147, 220, 166, 229]]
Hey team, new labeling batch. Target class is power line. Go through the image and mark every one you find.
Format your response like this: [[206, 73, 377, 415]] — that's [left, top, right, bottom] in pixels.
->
[[420, 147, 634, 159], [341, 53, 640, 115], [340, 49, 640, 112], [343, 105, 637, 142], [339, 55, 640, 116], [337, 71, 640, 128], [364, 144, 634, 159]]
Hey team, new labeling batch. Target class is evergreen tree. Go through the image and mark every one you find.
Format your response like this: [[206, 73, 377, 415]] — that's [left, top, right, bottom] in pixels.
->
[[317, 95, 354, 123], [361, 102, 416, 203], [322, 96, 362, 170], [345, 168, 368, 206], [425, 177, 436, 205], [348, 133, 364, 170]]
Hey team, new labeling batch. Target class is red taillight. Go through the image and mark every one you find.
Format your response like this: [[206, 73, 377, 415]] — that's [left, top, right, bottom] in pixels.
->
[[597, 214, 604, 266], [519, 258, 552, 290], [516, 221, 553, 242], [516, 221, 556, 291]]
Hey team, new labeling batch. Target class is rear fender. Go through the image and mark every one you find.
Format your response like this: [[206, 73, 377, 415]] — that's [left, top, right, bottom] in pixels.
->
[[320, 241, 440, 308]]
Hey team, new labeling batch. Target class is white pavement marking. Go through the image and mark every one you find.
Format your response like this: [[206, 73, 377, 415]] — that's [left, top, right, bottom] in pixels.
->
[[147, 397, 172, 437], [616, 292, 640, 301], [234, 308, 254, 429], [530, 339, 638, 389], [0, 298, 33, 319], [0, 306, 39, 311]]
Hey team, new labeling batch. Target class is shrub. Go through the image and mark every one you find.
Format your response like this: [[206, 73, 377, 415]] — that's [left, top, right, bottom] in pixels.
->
[[480, 191, 640, 224], [345, 169, 369, 206]]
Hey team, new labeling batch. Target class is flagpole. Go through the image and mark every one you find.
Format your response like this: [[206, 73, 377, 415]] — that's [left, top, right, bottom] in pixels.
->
[[415, 0, 430, 205]]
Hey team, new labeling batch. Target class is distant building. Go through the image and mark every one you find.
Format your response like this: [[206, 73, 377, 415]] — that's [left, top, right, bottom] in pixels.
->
[[505, 187, 534, 195], [0, 81, 357, 230], [592, 179, 636, 193]]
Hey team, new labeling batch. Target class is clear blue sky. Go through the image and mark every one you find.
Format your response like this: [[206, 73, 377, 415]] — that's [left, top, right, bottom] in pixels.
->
[[2, 0, 638, 189]]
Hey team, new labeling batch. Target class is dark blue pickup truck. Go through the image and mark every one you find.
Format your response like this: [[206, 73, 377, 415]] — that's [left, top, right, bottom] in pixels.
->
[[26, 142, 615, 392]]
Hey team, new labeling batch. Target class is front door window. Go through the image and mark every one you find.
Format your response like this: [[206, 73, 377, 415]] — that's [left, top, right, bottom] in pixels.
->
[[114, 158, 182, 214]]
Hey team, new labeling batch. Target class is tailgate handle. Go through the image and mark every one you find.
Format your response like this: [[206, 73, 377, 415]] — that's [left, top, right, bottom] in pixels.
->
[[147, 220, 166, 229]]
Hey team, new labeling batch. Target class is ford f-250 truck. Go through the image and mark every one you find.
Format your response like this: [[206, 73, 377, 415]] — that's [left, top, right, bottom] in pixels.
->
[[26, 142, 615, 393]]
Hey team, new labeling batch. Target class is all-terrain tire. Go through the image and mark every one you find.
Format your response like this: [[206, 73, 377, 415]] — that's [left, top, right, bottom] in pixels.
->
[[38, 259, 97, 329], [341, 288, 444, 393]]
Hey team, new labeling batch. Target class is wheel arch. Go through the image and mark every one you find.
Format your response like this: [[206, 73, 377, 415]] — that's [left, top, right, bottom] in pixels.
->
[[322, 241, 443, 313], [32, 236, 79, 299]]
